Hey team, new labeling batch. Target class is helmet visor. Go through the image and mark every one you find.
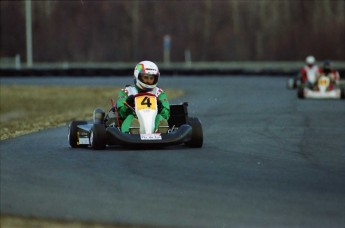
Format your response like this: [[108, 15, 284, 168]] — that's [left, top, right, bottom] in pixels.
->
[[139, 73, 159, 85]]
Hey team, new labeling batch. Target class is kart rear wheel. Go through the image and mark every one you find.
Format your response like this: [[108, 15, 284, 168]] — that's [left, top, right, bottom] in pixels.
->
[[68, 120, 88, 148], [287, 78, 295, 89], [185, 117, 203, 148], [90, 124, 106, 150]]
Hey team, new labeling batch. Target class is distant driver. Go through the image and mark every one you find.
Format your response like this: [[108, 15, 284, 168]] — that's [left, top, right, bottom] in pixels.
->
[[315, 60, 340, 90], [300, 55, 319, 88]]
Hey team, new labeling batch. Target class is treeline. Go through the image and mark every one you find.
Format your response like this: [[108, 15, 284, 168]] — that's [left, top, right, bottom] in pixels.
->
[[1, 0, 344, 63]]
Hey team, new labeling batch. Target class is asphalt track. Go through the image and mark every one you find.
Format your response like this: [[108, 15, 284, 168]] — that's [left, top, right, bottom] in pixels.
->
[[1, 76, 345, 228]]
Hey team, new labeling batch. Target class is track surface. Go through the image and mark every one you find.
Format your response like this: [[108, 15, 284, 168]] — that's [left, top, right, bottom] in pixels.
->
[[1, 76, 345, 227]]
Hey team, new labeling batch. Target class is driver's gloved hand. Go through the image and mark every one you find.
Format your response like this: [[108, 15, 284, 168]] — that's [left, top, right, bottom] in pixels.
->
[[157, 99, 163, 113], [126, 95, 135, 107]]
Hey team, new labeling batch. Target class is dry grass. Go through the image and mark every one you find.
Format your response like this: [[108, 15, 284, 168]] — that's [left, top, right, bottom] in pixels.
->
[[0, 215, 115, 228], [0, 215, 159, 228], [0, 85, 184, 140]]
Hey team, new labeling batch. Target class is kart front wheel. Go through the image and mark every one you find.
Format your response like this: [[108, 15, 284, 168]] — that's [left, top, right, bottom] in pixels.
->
[[297, 87, 305, 99], [90, 124, 106, 150], [185, 117, 203, 148], [68, 120, 88, 148], [341, 88, 345, 99]]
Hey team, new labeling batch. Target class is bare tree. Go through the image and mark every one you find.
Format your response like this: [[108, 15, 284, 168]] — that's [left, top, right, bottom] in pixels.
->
[[1, 0, 344, 62]]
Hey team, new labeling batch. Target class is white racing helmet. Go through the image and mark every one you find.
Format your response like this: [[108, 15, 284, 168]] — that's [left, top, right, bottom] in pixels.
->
[[134, 61, 160, 91], [306, 55, 316, 65]]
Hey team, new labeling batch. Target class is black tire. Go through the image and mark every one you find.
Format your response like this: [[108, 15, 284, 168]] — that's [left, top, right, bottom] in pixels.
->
[[68, 120, 88, 148], [93, 108, 105, 124], [90, 124, 107, 150], [185, 117, 203, 148], [297, 87, 305, 99], [341, 88, 345, 99]]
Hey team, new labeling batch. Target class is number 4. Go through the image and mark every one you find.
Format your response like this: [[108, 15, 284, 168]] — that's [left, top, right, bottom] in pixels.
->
[[141, 96, 152, 107]]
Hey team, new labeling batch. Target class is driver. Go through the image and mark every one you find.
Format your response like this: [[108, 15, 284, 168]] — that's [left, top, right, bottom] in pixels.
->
[[315, 60, 340, 90], [114, 60, 170, 134], [300, 55, 319, 88]]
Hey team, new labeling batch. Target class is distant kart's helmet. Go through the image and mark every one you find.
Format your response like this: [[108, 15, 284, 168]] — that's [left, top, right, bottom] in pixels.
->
[[306, 56, 316, 65], [323, 60, 332, 73], [134, 61, 160, 91]]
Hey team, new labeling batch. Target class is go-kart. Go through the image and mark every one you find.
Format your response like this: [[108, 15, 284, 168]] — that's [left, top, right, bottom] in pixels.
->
[[297, 75, 345, 99], [68, 93, 203, 150]]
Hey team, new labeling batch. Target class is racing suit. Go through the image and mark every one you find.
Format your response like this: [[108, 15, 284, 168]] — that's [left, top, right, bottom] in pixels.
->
[[300, 65, 319, 87], [116, 85, 170, 133], [315, 69, 340, 90]]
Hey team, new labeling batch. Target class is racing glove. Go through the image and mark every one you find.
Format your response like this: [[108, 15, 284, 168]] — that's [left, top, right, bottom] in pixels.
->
[[157, 99, 163, 113], [125, 95, 135, 107]]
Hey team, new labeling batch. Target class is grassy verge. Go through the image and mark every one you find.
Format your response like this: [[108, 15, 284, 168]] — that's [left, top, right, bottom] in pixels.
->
[[0, 85, 184, 140], [1, 215, 114, 228], [0, 215, 158, 228]]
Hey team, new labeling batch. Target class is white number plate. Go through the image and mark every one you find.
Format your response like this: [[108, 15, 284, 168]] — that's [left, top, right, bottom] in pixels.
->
[[78, 138, 90, 145], [140, 133, 162, 140]]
